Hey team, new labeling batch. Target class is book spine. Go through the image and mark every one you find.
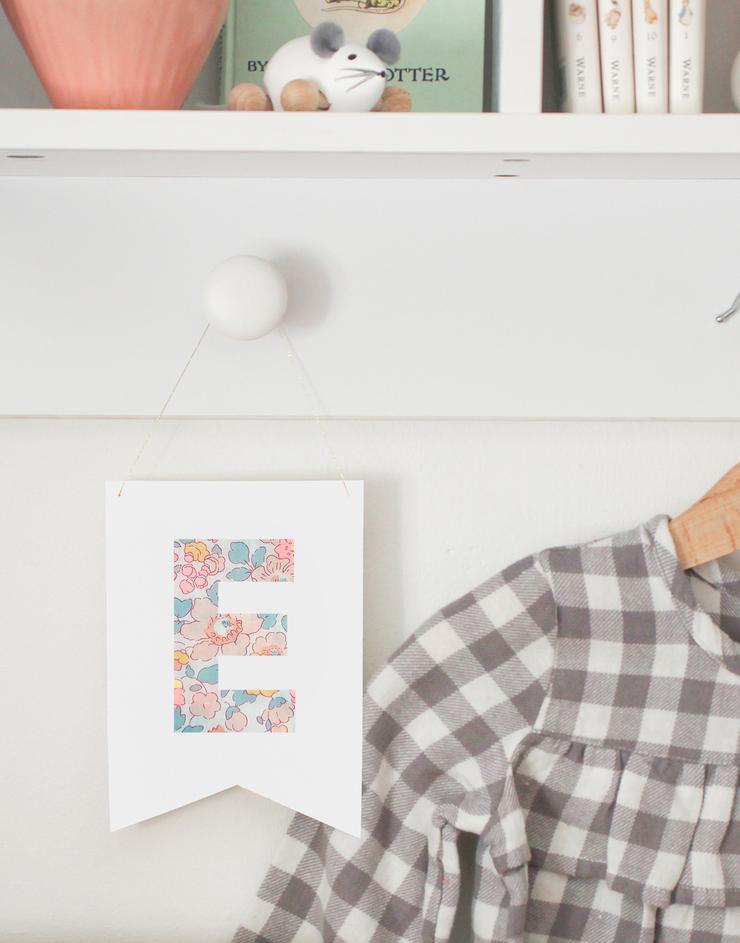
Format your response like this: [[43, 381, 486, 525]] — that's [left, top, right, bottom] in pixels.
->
[[669, 0, 706, 113], [219, 0, 237, 105], [632, 0, 668, 112], [496, 0, 545, 113], [598, 0, 635, 112], [555, 0, 603, 113]]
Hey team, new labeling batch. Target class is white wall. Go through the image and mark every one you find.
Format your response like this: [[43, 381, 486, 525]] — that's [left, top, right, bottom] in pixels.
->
[[1, 417, 739, 942]]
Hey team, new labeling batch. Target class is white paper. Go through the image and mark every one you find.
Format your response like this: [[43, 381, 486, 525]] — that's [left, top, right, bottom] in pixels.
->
[[106, 480, 364, 834]]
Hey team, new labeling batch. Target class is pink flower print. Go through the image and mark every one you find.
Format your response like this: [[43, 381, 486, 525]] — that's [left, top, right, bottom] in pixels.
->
[[226, 710, 248, 732], [208, 725, 226, 733], [252, 631, 287, 657], [179, 562, 207, 595], [260, 696, 294, 732], [179, 551, 226, 594], [174, 680, 185, 707], [182, 598, 262, 661], [190, 691, 221, 720], [180, 598, 217, 640], [273, 539, 295, 563], [191, 614, 246, 661], [250, 554, 294, 582], [203, 552, 225, 576]]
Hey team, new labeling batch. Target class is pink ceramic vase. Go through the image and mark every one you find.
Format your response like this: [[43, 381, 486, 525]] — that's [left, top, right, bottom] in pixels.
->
[[1, 0, 229, 109]]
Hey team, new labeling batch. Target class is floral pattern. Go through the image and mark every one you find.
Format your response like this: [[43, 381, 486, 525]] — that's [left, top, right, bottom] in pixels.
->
[[173, 538, 296, 734]]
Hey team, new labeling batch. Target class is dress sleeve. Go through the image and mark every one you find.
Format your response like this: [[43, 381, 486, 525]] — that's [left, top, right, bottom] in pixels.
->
[[233, 555, 557, 943]]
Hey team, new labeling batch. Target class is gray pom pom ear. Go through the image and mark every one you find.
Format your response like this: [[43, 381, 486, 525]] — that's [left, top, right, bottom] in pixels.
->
[[311, 22, 345, 58], [366, 28, 401, 65]]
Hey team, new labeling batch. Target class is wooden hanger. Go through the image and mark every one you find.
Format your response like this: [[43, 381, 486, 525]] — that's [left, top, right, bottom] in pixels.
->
[[669, 464, 740, 570]]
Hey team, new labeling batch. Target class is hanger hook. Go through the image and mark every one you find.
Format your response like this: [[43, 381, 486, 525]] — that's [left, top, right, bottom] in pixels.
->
[[716, 292, 740, 324]]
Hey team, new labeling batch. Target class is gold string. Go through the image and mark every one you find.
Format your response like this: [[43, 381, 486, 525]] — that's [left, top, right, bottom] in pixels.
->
[[278, 326, 351, 496], [117, 323, 211, 497], [117, 321, 350, 498]]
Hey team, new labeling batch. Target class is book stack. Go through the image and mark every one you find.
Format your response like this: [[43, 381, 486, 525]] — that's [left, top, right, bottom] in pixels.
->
[[555, 0, 706, 114]]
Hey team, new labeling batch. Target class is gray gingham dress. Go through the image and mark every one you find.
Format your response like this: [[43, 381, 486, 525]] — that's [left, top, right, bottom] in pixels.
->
[[234, 516, 740, 942]]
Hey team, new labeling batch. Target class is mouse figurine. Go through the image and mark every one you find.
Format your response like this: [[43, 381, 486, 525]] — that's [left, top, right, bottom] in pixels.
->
[[228, 22, 411, 113]]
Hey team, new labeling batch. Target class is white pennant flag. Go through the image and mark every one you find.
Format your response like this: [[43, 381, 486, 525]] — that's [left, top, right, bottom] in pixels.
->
[[106, 480, 363, 834]]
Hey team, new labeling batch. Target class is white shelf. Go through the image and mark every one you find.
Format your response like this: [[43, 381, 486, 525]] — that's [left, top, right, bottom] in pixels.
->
[[0, 109, 739, 179]]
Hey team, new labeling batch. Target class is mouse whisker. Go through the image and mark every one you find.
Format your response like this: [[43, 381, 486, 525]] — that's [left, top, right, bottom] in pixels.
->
[[336, 74, 378, 87], [344, 75, 375, 92]]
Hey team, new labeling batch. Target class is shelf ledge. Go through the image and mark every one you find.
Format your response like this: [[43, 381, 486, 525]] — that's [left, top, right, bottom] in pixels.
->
[[1, 110, 739, 179]]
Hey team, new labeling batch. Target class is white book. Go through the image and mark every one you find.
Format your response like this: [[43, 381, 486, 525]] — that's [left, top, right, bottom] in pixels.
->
[[555, 1, 603, 113], [598, 0, 635, 112], [669, 0, 706, 113], [632, 0, 669, 112], [496, 0, 545, 114]]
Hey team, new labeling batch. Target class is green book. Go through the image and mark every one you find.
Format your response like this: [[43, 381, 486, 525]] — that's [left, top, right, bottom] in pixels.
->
[[221, 0, 487, 112]]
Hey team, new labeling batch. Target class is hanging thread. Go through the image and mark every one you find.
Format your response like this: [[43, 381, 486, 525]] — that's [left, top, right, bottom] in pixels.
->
[[117, 322, 350, 497], [117, 323, 211, 497], [278, 326, 351, 496]]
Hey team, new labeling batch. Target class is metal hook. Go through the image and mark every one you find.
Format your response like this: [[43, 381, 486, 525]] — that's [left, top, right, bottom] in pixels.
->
[[716, 292, 740, 324]]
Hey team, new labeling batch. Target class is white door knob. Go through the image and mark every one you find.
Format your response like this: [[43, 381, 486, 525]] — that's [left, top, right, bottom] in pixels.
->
[[205, 256, 289, 340]]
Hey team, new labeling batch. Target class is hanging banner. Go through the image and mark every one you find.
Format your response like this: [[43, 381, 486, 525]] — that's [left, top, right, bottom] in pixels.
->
[[106, 480, 364, 834]]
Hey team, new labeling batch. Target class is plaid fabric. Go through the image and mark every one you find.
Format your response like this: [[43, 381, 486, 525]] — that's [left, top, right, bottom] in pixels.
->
[[234, 555, 557, 943], [691, 557, 740, 670], [234, 516, 740, 943], [541, 517, 740, 763]]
